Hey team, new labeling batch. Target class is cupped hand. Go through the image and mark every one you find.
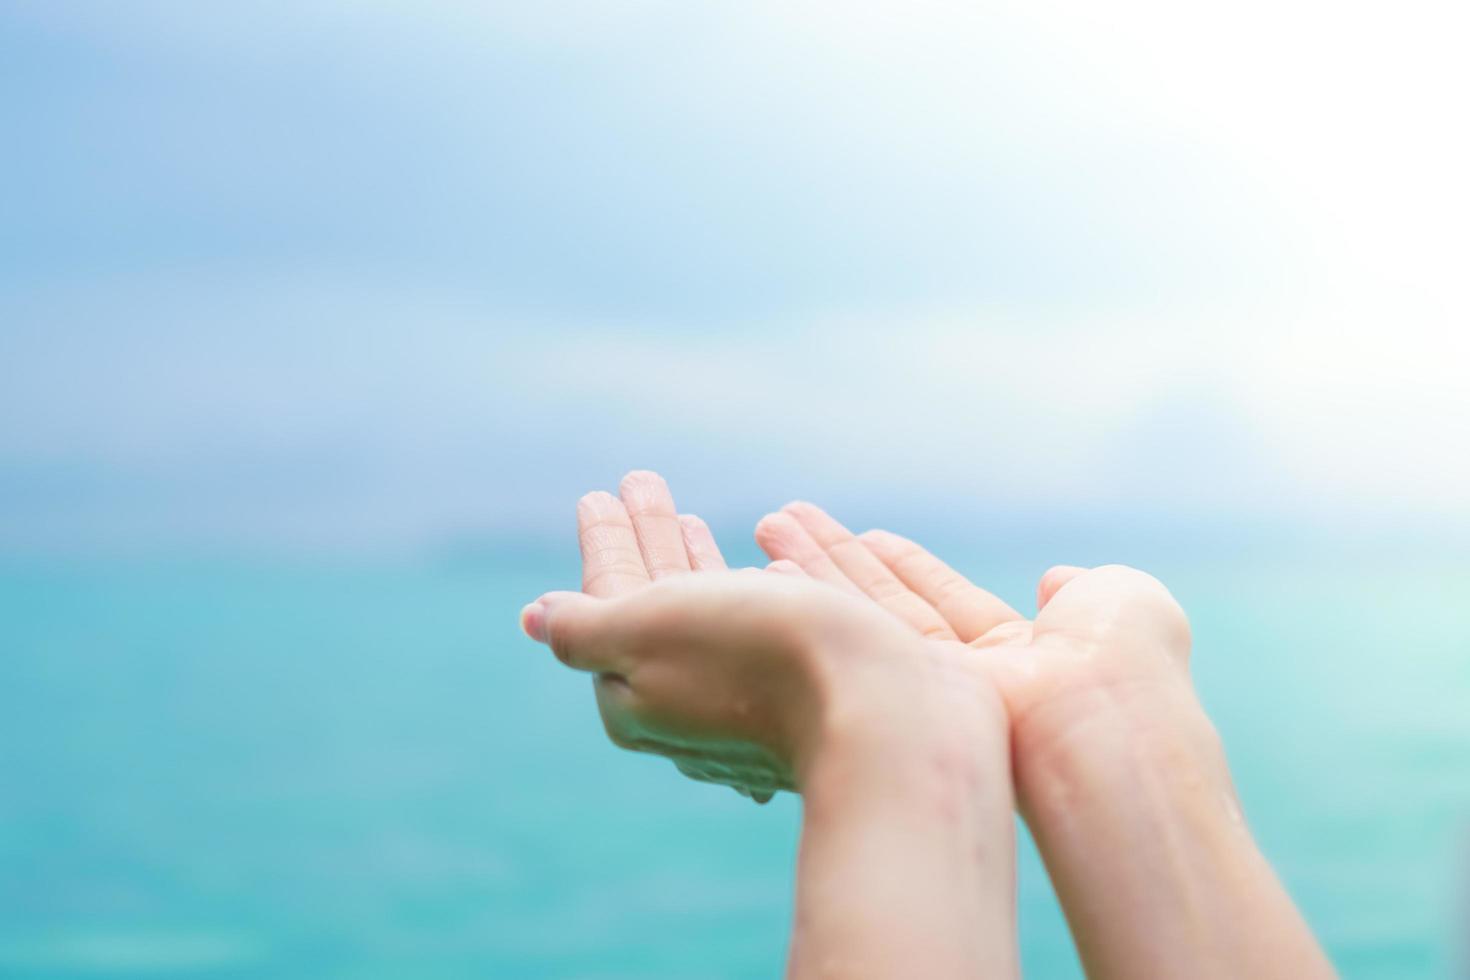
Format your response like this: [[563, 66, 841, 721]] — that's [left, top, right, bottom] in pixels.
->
[[755, 502, 1199, 777], [752, 503, 1340, 980], [539, 471, 890, 801], [522, 568, 960, 799]]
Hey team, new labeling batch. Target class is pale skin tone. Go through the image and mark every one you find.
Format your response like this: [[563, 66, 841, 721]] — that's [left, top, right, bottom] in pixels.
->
[[756, 499, 1336, 980], [522, 471, 1335, 978], [522, 471, 1019, 979]]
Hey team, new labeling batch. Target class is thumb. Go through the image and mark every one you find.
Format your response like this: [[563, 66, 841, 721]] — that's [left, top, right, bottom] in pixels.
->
[[1037, 564, 1088, 610], [520, 591, 627, 673], [1033, 564, 1191, 660]]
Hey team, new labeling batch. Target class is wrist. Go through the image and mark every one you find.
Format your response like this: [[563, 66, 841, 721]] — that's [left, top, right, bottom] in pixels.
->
[[791, 648, 1020, 980], [1013, 674, 1229, 815], [798, 642, 1013, 823], [1023, 678, 1252, 887], [1011, 678, 1333, 980]]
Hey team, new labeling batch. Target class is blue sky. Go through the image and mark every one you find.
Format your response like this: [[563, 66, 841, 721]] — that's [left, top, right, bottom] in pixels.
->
[[3, 2, 1467, 555]]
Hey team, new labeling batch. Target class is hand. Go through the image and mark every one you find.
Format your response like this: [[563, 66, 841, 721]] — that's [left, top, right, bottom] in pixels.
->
[[559, 471, 802, 800], [525, 480, 1022, 980], [754, 502, 1201, 792], [521, 570, 1004, 799], [537, 472, 1004, 801], [756, 503, 1334, 979]]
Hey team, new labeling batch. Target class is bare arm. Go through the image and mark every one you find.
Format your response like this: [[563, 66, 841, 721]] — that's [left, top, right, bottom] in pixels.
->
[[524, 576, 1020, 980], [790, 661, 1017, 979], [1014, 679, 1333, 979], [758, 505, 1335, 979], [528, 472, 1020, 979]]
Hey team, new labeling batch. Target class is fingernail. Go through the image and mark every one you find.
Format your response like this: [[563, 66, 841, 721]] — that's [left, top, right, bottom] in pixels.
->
[[577, 491, 617, 521], [519, 601, 547, 643]]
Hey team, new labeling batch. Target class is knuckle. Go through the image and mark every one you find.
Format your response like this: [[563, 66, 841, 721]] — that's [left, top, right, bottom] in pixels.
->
[[581, 565, 645, 591], [579, 522, 635, 548], [548, 633, 574, 666], [919, 620, 956, 640], [893, 550, 933, 580], [866, 577, 909, 602], [927, 572, 970, 601], [827, 538, 869, 562], [641, 544, 689, 571], [868, 531, 912, 559]]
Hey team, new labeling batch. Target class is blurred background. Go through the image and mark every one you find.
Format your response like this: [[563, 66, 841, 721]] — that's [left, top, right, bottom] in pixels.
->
[[3, 1, 1468, 977]]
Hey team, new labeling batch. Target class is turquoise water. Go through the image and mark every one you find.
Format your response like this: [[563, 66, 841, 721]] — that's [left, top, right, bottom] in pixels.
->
[[2, 553, 1467, 978]]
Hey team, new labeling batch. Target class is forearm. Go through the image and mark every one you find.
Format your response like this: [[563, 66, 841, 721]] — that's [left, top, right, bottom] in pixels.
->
[[788, 718, 1017, 980], [1017, 685, 1334, 980]]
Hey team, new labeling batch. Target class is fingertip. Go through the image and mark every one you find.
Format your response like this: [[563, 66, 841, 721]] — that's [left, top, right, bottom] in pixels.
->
[[782, 501, 838, 532], [678, 513, 706, 530], [533, 591, 596, 664], [577, 489, 621, 519], [519, 602, 547, 643], [765, 559, 804, 577], [753, 511, 788, 545], [1037, 565, 1088, 610], [755, 512, 805, 558], [619, 469, 668, 496]]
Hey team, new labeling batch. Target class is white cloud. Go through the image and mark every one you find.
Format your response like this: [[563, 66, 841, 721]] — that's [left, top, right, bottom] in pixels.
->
[[4, 1, 1467, 549]]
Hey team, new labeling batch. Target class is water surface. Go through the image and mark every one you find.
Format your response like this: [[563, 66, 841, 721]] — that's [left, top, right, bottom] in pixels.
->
[[3, 554, 1466, 977]]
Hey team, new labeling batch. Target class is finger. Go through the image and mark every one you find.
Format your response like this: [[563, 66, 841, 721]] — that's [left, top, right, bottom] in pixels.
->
[[1037, 564, 1088, 610], [1034, 564, 1192, 658], [577, 491, 651, 597], [858, 529, 1024, 642], [524, 592, 629, 674], [754, 511, 863, 594], [765, 559, 806, 577], [678, 513, 727, 571], [782, 502, 957, 640], [620, 471, 693, 579]]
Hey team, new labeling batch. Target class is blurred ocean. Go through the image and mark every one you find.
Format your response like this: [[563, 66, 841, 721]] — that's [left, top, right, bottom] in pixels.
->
[[3, 548, 1467, 979]]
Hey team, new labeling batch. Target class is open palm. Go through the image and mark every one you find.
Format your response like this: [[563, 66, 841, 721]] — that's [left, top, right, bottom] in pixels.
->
[[572, 471, 814, 801], [572, 473, 1195, 800], [754, 502, 1198, 768]]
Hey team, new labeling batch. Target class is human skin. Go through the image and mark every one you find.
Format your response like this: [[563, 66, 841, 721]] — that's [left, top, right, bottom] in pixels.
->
[[755, 501, 1337, 980], [520, 472, 1019, 979]]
